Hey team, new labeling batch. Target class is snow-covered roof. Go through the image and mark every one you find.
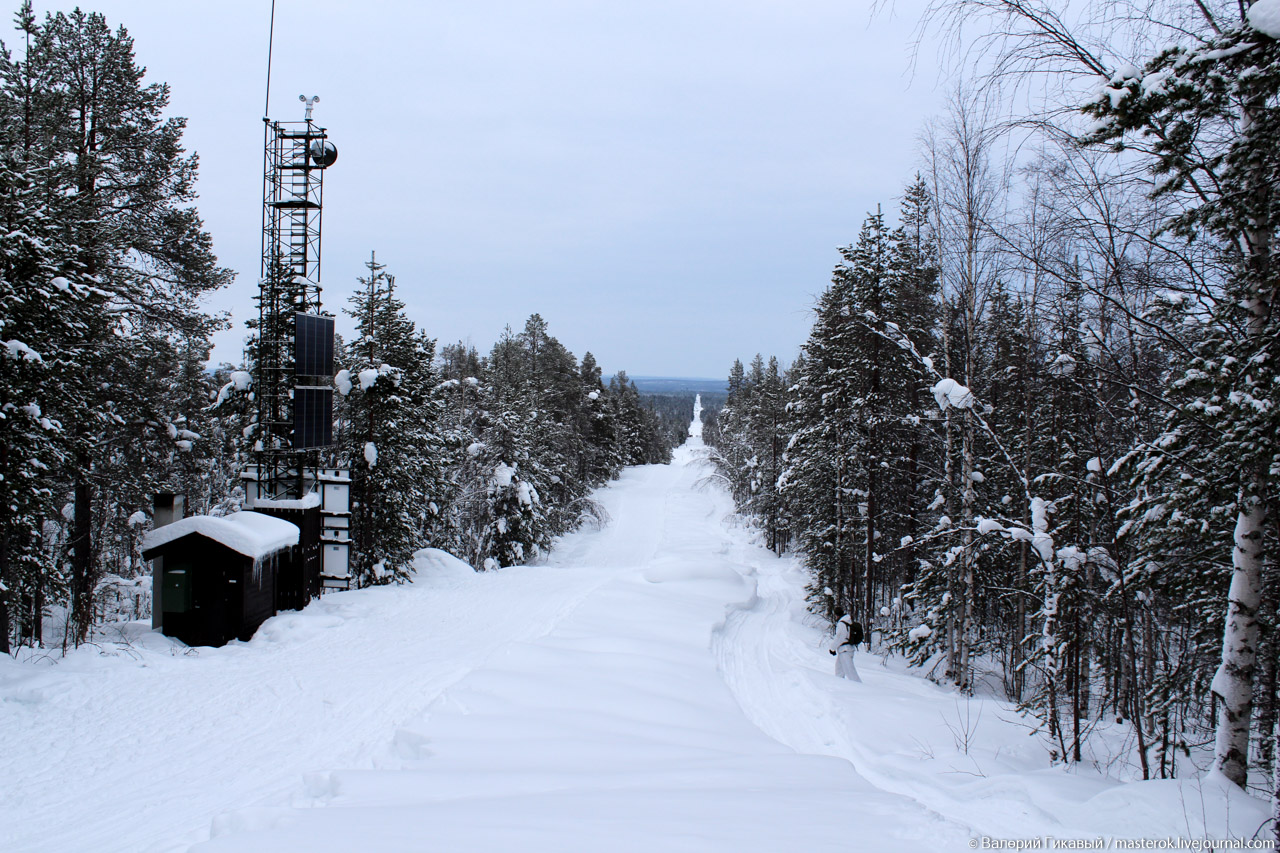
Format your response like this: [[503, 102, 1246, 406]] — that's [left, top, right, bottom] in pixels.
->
[[141, 511, 299, 560]]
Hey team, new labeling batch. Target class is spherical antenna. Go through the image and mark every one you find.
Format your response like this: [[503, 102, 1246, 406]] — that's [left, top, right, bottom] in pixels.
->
[[309, 140, 338, 168]]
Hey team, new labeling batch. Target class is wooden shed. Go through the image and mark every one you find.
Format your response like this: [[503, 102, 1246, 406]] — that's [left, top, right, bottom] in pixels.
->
[[141, 511, 300, 648]]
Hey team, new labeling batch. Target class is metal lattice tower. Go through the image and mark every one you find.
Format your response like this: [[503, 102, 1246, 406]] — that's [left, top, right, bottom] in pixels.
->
[[252, 102, 338, 500]]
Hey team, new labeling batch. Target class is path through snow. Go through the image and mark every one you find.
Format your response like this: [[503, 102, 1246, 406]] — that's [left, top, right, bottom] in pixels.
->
[[3, 401, 1266, 851]]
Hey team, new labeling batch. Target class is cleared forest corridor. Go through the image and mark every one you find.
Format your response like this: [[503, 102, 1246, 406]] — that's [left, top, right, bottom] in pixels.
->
[[4, 407, 1263, 852]]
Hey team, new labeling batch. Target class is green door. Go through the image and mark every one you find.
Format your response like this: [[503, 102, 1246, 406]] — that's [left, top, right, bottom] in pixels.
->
[[162, 562, 193, 613]]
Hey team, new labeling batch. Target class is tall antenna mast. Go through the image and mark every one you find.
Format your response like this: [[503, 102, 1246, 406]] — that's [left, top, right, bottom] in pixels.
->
[[264, 0, 276, 118], [243, 0, 353, 597], [253, 95, 339, 500]]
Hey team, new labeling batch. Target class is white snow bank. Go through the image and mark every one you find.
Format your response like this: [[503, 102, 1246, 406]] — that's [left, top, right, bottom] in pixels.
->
[[141, 510, 299, 559], [643, 555, 752, 592], [1248, 0, 1280, 38], [412, 547, 476, 581]]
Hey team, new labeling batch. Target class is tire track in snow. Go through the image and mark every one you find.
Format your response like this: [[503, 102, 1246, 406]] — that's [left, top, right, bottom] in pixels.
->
[[1, 559, 623, 853], [708, 549, 1150, 842]]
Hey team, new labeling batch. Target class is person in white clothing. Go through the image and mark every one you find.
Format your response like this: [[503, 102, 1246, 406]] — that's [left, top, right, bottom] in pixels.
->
[[829, 614, 862, 682]]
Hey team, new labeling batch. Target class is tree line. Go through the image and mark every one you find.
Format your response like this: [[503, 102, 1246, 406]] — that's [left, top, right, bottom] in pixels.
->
[[709, 1, 1280, 808], [0, 6, 684, 653], [312, 252, 685, 585]]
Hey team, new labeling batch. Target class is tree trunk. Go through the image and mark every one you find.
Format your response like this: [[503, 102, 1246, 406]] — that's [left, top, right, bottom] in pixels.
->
[[945, 405, 958, 680], [1119, 569, 1151, 780], [0, 529, 9, 655], [1210, 89, 1273, 790], [865, 466, 877, 645], [1212, 491, 1266, 787], [956, 406, 977, 691], [1273, 711, 1279, 846], [1012, 541, 1028, 702], [1071, 619, 1083, 764], [1257, 558, 1279, 786], [70, 450, 94, 647]]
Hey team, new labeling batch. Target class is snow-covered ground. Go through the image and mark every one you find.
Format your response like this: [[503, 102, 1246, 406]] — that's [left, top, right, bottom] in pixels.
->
[[2, 406, 1269, 852]]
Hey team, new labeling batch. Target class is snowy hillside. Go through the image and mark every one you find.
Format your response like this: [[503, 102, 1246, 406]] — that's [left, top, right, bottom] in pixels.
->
[[1, 405, 1267, 852]]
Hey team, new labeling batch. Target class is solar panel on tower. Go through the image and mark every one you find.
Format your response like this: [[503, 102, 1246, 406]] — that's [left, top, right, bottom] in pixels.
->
[[294, 313, 335, 377], [293, 386, 333, 448]]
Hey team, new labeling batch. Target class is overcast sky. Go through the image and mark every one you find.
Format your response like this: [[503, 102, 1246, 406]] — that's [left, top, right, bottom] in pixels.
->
[[30, 0, 945, 379]]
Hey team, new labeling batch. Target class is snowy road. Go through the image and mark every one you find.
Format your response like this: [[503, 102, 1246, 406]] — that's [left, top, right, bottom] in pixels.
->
[[4, 407, 1261, 851], [185, 410, 968, 852]]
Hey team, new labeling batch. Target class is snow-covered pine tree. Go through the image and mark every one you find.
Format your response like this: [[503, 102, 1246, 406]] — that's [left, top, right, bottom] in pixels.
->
[[0, 5, 230, 645], [341, 253, 446, 585]]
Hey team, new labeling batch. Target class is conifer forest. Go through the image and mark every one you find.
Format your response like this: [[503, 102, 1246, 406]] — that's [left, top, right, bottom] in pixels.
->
[[3, 1, 1280, 850]]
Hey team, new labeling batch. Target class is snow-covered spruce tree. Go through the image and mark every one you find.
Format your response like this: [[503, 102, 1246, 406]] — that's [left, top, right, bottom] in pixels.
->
[[433, 316, 671, 571], [434, 343, 490, 564], [745, 355, 789, 554], [340, 253, 446, 586], [89, 330, 227, 621], [710, 359, 754, 507], [518, 314, 596, 533], [575, 351, 620, 486], [608, 370, 668, 466], [705, 355, 790, 552], [885, 176, 943, 598], [473, 325, 554, 568], [773, 196, 942, 648], [0, 5, 229, 645], [781, 262, 864, 625]]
